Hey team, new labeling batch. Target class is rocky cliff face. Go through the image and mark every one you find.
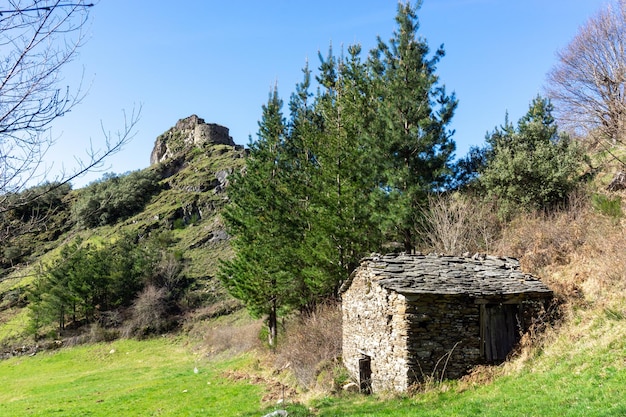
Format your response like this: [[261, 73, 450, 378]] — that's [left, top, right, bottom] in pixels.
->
[[150, 115, 236, 165]]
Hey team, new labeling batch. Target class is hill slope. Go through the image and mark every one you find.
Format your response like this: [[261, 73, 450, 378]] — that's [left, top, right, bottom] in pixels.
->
[[0, 115, 246, 346]]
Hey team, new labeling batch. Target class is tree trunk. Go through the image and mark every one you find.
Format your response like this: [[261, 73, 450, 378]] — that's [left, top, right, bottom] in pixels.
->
[[268, 299, 278, 347]]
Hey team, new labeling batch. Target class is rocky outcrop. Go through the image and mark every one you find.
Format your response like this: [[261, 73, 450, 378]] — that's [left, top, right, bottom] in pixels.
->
[[150, 115, 236, 165]]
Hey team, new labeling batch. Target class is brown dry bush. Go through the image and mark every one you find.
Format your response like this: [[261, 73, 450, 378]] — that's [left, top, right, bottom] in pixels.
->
[[494, 191, 591, 275], [122, 285, 171, 338], [274, 303, 343, 390], [494, 189, 626, 309], [419, 193, 501, 255], [201, 319, 262, 357], [184, 306, 262, 357]]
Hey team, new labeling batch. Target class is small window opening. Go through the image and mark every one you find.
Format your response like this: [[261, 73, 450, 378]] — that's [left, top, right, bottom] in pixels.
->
[[358, 355, 372, 394]]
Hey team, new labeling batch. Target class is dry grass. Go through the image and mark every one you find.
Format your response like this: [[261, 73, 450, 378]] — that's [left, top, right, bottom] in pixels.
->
[[494, 190, 626, 305], [438, 189, 626, 387], [481, 189, 626, 378], [493, 191, 590, 274], [185, 307, 263, 358], [273, 303, 343, 391]]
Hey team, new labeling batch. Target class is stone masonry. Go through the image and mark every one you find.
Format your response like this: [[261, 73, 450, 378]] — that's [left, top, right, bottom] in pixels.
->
[[150, 115, 236, 165], [341, 253, 553, 393]]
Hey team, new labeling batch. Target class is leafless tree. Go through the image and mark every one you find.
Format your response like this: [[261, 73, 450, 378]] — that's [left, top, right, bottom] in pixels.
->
[[418, 193, 500, 255], [0, 1, 139, 235], [546, 0, 626, 146]]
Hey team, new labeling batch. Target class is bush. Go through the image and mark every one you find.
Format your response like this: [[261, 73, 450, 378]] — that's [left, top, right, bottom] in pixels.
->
[[73, 170, 162, 228], [419, 193, 501, 255], [123, 285, 170, 337], [495, 194, 590, 274], [479, 96, 584, 219], [274, 303, 342, 389]]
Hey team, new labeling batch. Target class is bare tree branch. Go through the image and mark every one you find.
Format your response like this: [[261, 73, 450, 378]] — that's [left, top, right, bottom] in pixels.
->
[[547, 0, 626, 147], [0, 1, 139, 239]]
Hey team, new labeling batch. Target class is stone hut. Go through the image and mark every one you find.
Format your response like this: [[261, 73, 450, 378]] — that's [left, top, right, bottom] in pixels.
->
[[340, 253, 553, 393]]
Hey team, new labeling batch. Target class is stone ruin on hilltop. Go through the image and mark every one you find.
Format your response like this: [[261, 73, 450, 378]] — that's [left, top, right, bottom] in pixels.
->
[[150, 115, 237, 165]]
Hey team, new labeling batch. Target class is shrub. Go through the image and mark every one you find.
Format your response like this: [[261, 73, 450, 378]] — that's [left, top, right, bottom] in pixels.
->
[[495, 198, 590, 274], [274, 303, 342, 389], [419, 193, 501, 255], [73, 170, 162, 228], [123, 285, 170, 337], [479, 96, 585, 219]]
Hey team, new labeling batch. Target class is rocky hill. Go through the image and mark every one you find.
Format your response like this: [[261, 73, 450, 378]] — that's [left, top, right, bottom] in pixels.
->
[[150, 115, 238, 165], [0, 115, 247, 346]]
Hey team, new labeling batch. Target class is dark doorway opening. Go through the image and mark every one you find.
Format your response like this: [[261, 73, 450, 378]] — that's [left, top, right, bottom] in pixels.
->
[[480, 303, 521, 362], [358, 355, 372, 394]]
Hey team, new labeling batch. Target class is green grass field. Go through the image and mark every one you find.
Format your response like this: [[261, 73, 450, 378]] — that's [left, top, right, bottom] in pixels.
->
[[0, 338, 268, 417], [1, 311, 625, 417]]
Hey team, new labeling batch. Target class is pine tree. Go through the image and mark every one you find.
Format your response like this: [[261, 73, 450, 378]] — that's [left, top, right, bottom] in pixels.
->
[[368, 0, 457, 252], [302, 45, 383, 293], [219, 87, 297, 346], [480, 96, 584, 218]]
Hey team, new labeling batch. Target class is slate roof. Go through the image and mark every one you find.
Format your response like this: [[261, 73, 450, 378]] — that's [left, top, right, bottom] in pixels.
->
[[345, 253, 553, 298]]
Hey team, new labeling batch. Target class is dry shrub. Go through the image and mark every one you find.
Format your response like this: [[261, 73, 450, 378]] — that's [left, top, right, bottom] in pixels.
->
[[568, 211, 626, 305], [274, 303, 343, 390], [202, 319, 262, 357], [184, 308, 262, 357], [63, 322, 119, 346], [494, 191, 591, 275], [122, 285, 171, 338], [494, 189, 626, 307], [420, 193, 501, 255]]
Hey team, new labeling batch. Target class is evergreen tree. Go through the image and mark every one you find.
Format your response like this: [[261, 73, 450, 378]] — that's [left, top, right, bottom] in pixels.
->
[[219, 87, 297, 346], [302, 45, 383, 293], [480, 96, 584, 218], [28, 234, 166, 334], [368, 0, 457, 252], [220, 1, 460, 342]]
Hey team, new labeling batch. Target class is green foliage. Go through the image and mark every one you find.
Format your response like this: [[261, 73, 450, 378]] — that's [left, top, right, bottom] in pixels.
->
[[219, 87, 311, 345], [0, 182, 73, 268], [28, 233, 187, 335], [591, 193, 622, 218], [2, 182, 72, 223], [479, 96, 584, 219], [73, 169, 162, 228], [368, 1, 457, 251], [221, 1, 456, 342]]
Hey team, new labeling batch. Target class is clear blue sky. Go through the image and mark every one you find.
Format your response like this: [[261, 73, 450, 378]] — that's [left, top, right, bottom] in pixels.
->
[[49, 0, 608, 187]]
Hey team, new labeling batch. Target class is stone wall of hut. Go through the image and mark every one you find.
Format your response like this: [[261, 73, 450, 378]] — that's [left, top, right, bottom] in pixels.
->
[[342, 269, 411, 392], [404, 294, 482, 383]]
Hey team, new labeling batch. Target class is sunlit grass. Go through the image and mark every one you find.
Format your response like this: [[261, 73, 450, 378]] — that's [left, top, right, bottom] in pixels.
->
[[0, 337, 265, 416]]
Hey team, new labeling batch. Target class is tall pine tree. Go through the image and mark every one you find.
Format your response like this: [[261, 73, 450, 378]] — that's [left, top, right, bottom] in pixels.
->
[[219, 87, 298, 346], [303, 44, 383, 293], [368, 0, 457, 252]]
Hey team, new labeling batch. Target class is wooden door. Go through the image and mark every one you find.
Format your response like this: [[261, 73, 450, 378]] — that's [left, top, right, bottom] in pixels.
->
[[481, 303, 520, 362]]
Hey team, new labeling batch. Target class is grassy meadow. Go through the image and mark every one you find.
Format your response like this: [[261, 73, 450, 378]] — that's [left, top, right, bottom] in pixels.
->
[[0, 337, 268, 417], [0, 309, 624, 416]]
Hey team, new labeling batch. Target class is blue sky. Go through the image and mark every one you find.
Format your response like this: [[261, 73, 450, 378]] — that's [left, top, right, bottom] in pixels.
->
[[49, 0, 608, 187]]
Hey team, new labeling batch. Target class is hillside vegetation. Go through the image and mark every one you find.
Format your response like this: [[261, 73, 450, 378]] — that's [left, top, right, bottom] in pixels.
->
[[2, 1, 626, 415], [0, 194, 625, 416], [0, 116, 247, 345]]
